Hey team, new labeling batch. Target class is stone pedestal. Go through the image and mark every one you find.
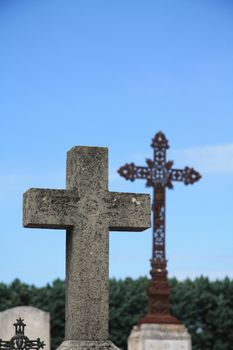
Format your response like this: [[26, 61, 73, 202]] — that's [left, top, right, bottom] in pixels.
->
[[57, 340, 120, 350], [128, 324, 191, 350]]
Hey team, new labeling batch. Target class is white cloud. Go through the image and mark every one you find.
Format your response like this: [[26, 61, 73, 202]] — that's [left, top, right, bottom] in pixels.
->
[[172, 143, 233, 174], [170, 254, 233, 263], [127, 143, 233, 174]]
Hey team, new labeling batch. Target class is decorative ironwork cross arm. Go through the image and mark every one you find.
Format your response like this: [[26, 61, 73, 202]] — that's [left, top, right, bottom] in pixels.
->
[[118, 162, 201, 188], [118, 131, 201, 189], [170, 167, 201, 185], [0, 318, 45, 350]]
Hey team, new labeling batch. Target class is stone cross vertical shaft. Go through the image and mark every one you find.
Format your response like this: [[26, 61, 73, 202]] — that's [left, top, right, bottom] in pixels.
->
[[23, 146, 150, 344], [118, 132, 201, 324]]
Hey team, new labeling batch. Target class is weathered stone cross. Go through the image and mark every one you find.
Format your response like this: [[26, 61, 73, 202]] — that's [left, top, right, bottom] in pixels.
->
[[23, 146, 150, 344]]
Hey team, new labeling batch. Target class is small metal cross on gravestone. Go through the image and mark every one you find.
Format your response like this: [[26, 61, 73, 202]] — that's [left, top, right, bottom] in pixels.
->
[[23, 146, 150, 345], [0, 318, 45, 350], [118, 131, 201, 324]]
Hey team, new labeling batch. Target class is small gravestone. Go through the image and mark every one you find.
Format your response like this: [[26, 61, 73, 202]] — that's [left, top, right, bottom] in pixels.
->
[[23, 146, 151, 350], [0, 317, 45, 350], [0, 306, 50, 350]]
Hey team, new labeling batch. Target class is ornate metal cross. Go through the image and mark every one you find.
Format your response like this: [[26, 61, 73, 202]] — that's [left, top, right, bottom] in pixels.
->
[[118, 131, 201, 324], [0, 318, 45, 350]]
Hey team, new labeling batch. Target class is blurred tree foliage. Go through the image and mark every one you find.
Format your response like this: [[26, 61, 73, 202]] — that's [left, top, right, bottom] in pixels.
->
[[0, 277, 233, 350]]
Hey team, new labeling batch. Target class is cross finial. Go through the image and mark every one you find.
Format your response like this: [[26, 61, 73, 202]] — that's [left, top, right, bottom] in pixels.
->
[[151, 131, 169, 149], [14, 318, 26, 335]]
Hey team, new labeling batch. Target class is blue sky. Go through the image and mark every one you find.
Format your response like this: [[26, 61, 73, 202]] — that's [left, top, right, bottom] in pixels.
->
[[0, 0, 233, 286]]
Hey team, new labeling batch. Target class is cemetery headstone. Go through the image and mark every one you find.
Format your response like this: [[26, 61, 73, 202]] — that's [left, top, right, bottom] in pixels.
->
[[0, 306, 50, 350], [23, 146, 151, 350]]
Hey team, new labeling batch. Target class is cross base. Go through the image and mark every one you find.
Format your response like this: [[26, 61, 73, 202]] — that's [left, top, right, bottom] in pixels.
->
[[56, 341, 121, 350], [141, 260, 180, 326], [128, 324, 191, 350], [138, 313, 181, 325]]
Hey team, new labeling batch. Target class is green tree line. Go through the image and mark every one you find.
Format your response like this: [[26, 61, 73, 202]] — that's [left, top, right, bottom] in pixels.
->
[[0, 277, 233, 350]]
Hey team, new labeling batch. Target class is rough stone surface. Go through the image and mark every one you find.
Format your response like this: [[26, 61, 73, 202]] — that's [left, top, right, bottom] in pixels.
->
[[128, 324, 191, 350], [0, 306, 50, 350], [23, 146, 151, 343]]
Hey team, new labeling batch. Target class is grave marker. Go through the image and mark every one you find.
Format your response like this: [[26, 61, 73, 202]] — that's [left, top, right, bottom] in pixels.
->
[[0, 307, 50, 350], [118, 131, 201, 324], [118, 132, 201, 350], [23, 146, 151, 350]]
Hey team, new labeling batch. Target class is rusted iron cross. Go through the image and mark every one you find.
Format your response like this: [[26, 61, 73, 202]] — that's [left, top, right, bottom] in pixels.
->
[[118, 131, 201, 324]]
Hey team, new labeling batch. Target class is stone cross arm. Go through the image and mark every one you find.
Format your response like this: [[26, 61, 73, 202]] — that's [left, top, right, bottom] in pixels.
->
[[23, 188, 150, 232]]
